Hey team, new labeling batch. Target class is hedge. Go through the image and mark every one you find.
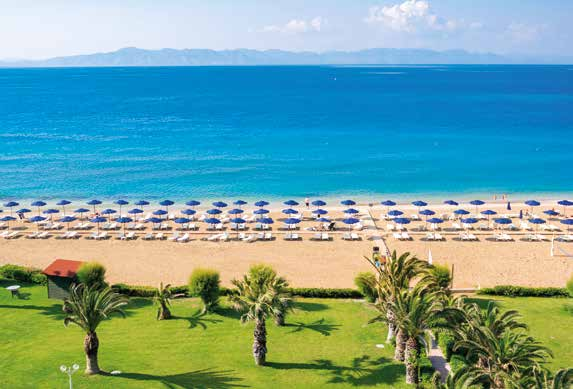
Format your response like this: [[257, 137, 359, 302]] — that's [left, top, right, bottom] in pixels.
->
[[111, 283, 363, 299], [477, 285, 570, 298], [0, 264, 47, 285]]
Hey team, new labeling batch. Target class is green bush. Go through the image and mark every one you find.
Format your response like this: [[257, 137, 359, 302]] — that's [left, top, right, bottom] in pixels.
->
[[566, 274, 573, 297], [76, 262, 107, 289], [189, 268, 221, 313], [286, 288, 363, 299], [354, 272, 377, 302], [0, 264, 47, 285], [429, 264, 452, 291], [436, 330, 456, 361], [477, 285, 569, 298]]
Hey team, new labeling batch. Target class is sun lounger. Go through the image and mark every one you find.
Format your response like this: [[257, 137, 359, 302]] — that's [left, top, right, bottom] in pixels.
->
[[155, 232, 165, 240], [520, 222, 532, 231], [207, 234, 221, 241], [243, 234, 257, 243], [284, 232, 299, 241], [434, 233, 444, 240], [215, 223, 224, 231], [116, 232, 126, 240], [87, 232, 98, 239], [452, 223, 462, 230], [188, 223, 197, 230], [142, 233, 154, 240], [396, 224, 405, 231], [36, 231, 49, 239], [353, 223, 364, 231], [125, 232, 136, 240], [557, 234, 573, 242], [56, 231, 69, 239], [27, 232, 39, 239], [67, 231, 79, 239], [321, 233, 330, 241], [134, 223, 145, 230], [219, 233, 230, 241], [6, 231, 20, 239], [393, 232, 402, 240], [0, 222, 6, 229], [535, 234, 547, 241], [351, 232, 360, 240], [410, 214, 420, 221], [177, 233, 190, 242], [342, 232, 352, 240], [160, 223, 169, 230], [264, 233, 272, 241], [401, 232, 411, 240], [387, 223, 395, 231], [168, 232, 180, 241]]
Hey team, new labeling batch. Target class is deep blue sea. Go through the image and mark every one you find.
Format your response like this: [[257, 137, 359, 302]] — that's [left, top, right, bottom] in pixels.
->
[[0, 65, 572, 202]]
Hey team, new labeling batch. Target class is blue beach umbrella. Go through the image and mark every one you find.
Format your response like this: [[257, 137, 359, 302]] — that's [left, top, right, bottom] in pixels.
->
[[254, 200, 269, 208], [153, 209, 168, 218], [135, 200, 149, 206], [174, 217, 191, 224], [316, 217, 331, 223], [312, 200, 326, 207], [0, 215, 16, 228], [90, 216, 107, 232], [181, 209, 196, 216], [543, 210, 559, 217], [341, 199, 356, 206], [58, 216, 77, 230], [419, 209, 435, 220], [159, 200, 174, 213], [342, 217, 360, 230], [145, 217, 163, 225], [525, 200, 540, 215], [4, 201, 19, 217], [481, 209, 497, 222], [128, 208, 144, 219], [115, 199, 129, 216], [17, 208, 31, 215], [228, 208, 244, 215], [381, 200, 396, 213], [206, 209, 222, 215], [233, 200, 248, 207], [469, 200, 485, 214], [212, 201, 228, 208], [388, 209, 403, 217], [557, 200, 573, 217], [258, 217, 274, 225], [87, 199, 102, 213], [529, 218, 546, 231], [254, 208, 269, 215], [116, 217, 133, 231], [344, 208, 359, 215], [43, 209, 59, 220], [461, 218, 478, 226], [494, 218, 512, 229], [560, 218, 573, 232], [282, 208, 298, 215], [444, 200, 458, 206], [284, 200, 299, 206], [230, 217, 246, 225], [186, 200, 201, 208], [394, 217, 411, 225], [74, 208, 90, 219], [56, 200, 72, 215], [427, 217, 444, 224], [31, 200, 47, 215], [101, 209, 117, 219], [411, 201, 427, 213], [454, 209, 470, 217], [312, 209, 328, 215], [284, 218, 301, 225], [204, 218, 221, 226], [29, 215, 46, 230]]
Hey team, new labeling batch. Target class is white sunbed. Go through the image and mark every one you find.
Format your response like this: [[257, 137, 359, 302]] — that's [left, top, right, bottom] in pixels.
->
[[284, 232, 299, 241], [353, 223, 364, 231], [351, 232, 360, 240], [387, 223, 396, 231], [134, 223, 145, 230], [27, 232, 40, 239], [557, 234, 573, 242], [168, 232, 180, 241], [97, 231, 108, 240], [321, 233, 330, 241], [342, 232, 352, 240], [177, 233, 190, 242], [188, 223, 197, 230], [142, 233, 154, 240], [66, 231, 79, 239], [219, 233, 230, 241], [264, 233, 273, 241], [520, 222, 532, 231], [0, 222, 6, 229], [6, 231, 20, 239], [452, 223, 462, 230], [125, 232, 136, 240], [401, 232, 411, 240], [207, 234, 221, 241], [37, 231, 50, 239], [116, 232, 126, 240], [242, 234, 257, 243], [535, 234, 547, 241], [155, 232, 165, 240], [215, 224, 224, 231], [87, 232, 99, 239], [393, 232, 402, 240]]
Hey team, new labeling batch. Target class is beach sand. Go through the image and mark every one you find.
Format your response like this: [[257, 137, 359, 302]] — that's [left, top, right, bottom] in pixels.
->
[[1, 200, 572, 289]]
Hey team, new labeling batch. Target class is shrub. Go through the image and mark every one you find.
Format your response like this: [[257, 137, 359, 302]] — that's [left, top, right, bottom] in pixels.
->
[[477, 285, 569, 298], [76, 262, 107, 289], [436, 330, 456, 361], [428, 264, 452, 291], [566, 274, 573, 297], [354, 272, 377, 302], [286, 288, 363, 299], [189, 268, 220, 313], [0, 264, 47, 285], [111, 283, 232, 298]]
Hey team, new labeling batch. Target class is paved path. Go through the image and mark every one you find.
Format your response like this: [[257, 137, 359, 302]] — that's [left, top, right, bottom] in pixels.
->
[[428, 333, 451, 382]]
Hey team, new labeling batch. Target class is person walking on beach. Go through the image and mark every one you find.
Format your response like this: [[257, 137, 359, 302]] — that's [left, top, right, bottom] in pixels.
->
[[305, 198, 310, 209]]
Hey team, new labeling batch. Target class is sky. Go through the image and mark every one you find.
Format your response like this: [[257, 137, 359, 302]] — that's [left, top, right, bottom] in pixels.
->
[[1, 0, 572, 60]]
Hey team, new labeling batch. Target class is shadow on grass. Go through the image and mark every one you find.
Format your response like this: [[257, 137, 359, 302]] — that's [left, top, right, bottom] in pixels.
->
[[294, 301, 328, 312], [110, 368, 247, 388], [267, 355, 402, 386], [215, 306, 242, 320], [172, 310, 223, 329], [0, 302, 66, 320], [465, 297, 499, 309], [285, 318, 340, 336]]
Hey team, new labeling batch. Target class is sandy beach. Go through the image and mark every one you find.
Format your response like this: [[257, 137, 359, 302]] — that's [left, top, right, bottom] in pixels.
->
[[1, 199, 572, 289]]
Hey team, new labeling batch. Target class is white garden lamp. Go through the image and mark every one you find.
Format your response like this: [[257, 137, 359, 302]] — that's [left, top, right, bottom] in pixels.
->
[[60, 364, 79, 389]]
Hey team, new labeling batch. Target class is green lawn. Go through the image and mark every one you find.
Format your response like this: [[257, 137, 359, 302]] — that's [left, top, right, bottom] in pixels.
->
[[0, 280, 431, 389], [470, 295, 573, 372]]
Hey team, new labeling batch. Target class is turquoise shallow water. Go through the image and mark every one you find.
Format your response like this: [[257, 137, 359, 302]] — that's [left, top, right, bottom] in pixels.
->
[[0, 65, 572, 202]]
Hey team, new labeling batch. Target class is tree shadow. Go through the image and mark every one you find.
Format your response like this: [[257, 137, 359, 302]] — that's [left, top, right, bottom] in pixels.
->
[[267, 356, 402, 386], [215, 306, 242, 320], [294, 301, 328, 312], [285, 318, 340, 336], [0, 303, 66, 320], [172, 310, 223, 330], [465, 297, 499, 309], [110, 368, 247, 388]]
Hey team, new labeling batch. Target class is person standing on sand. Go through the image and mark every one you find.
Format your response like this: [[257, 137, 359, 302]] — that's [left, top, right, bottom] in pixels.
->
[[305, 198, 310, 209]]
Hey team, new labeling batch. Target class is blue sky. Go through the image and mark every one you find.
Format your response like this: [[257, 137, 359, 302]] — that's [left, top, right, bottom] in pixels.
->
[[1, 0, 572, 59]]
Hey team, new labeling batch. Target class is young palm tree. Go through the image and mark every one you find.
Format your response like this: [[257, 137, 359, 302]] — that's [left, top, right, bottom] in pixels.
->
[[229, 265, 292, 366], [269, 276, 293, 326], [366, 250, 428, 360], [390, 285, 449, 385], [63, 284, 128, 374], [154, 282, 173, 320]]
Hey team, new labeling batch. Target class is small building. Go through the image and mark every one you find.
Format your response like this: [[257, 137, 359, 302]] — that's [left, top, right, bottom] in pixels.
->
[[42, 259, 84, 299]]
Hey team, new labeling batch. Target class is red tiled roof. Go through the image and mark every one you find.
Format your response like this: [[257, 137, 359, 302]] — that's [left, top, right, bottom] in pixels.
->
[[42, 259, 84, 278]]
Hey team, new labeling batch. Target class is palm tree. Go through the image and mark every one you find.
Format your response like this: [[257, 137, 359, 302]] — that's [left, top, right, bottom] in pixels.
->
[[366, 250, 428, 360], [154, 282, 172, 320], [229, 265, 292, 365], [268, 276, 293, 326], [390, 285, 451, 384], [63, 284, 128, 374]]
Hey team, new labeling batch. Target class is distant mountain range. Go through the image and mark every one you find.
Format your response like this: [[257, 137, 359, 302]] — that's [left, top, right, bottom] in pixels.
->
[[1, 47, 571, 67]]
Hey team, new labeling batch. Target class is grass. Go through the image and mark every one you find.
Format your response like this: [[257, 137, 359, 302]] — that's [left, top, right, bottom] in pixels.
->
[[469, 295, 573, 372], [0, 280, 433, 389]]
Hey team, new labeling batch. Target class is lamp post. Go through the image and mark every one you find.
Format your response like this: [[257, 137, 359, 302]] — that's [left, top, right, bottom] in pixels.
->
[[60, 364, 79, 389]]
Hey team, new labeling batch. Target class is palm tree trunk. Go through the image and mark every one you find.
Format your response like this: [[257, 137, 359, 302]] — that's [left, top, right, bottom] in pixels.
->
[[274, 311, 285, 326], [253, 318, 267, 366], [405, 337, 419, 385], [158, 303, 171, 320], [386, 309, 396, 343], [394, 328, 406, 361], [84, 331, 100, 374]]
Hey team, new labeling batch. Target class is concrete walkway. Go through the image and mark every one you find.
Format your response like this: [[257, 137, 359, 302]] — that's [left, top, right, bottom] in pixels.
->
[[428, 333, 451, 382]]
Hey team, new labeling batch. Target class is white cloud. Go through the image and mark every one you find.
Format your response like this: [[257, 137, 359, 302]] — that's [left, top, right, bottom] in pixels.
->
[[365, 0, 478, 33], [507, 22, 545, 42], [259, 16, 326, 34]]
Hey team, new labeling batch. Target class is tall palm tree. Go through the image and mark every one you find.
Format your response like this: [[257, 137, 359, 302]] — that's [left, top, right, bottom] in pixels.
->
[[390, 285, 451, 385], [63, 284, 128, 374], [229, 265, 292, 365], [154, 282, 172, 320], [268, 276, 293, 326], [366, 250, 428, 360]]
